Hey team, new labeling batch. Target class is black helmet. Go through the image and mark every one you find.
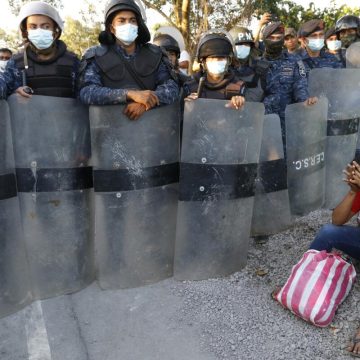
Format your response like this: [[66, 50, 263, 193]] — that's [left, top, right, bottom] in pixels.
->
[[196, 31, 234, 62], [103, 0, 150, 44], [335, 15, 360, 36], [229, 26, 254, 45], [153, 34, 180, 57], [325, 26, 337, 40]]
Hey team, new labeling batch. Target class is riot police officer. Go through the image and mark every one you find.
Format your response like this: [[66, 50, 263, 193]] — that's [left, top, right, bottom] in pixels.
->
[[325, 26, 343, 63], [259, 22, 317, 149], [297, 19, 343, 73], [185, 31, 245, 110], [153, 34, 179, 67], [284, 27, 302, 56], [153, 33, 190, 85], [0, 48, 12, 73], [79, 0, 179, 120], [229, 26, 261, 77], [228, 26, 263, 102], [335, 15, 360, 67], [335, 15, 360, 49], [0, 1, 79, 99]]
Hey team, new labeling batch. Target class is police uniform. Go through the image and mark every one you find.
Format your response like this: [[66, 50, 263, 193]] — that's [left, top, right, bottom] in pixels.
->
[[229, 26, 263, 101], [79, 43, 179, 105], [299, 48, 344, 74], [185, 31, 246, 100], [297, 20, 344, 73], [79, 0, 179, 105], [186, 69, 245, 100], [260, 22, 309, 151], [324, 26, 345, 66], [261, 52, 308, 119], [0, 2, 79, 99]]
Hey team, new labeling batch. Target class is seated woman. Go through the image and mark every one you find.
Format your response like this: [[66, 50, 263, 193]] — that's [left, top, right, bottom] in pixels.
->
[[309, 160, 360, 356], [309, 160, 360, 257], [185, 30, 246, 110]]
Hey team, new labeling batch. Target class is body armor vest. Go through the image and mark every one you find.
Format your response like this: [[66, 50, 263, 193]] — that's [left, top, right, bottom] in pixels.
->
[[14, 41, 76, 98], [188, 73, 244, 100], [95, 44, 162, 90]]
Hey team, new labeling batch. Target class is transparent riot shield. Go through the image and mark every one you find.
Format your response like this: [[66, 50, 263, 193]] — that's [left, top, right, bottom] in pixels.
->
[[251, 114, 292, 236], [346, 42, 360, 68], [0, 100, 31, 318], [90, 103, 180, 289], [309, 69, 360, 208], [174, 100, 264, 280], [8, 94, 94, 299], [285, 97, 328, 215]]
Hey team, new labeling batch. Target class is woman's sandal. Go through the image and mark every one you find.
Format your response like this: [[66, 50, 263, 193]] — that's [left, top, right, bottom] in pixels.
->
[[346, 334, 360, 357]]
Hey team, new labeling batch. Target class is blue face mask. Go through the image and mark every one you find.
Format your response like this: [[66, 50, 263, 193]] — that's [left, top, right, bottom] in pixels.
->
[[206, 59, 228, 75], [307, 38, 324, 52], [28, 29, 54, 50], [236, 45, 251, 59], [115, 24, 138, 45], [0, 60, 8, 72], [327, 40, 341, 51]]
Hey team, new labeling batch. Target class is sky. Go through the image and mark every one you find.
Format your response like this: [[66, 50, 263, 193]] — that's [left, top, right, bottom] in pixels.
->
[[0, 0, 359, 33]]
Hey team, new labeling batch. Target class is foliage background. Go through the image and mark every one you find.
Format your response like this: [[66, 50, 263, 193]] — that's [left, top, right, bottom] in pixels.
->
[[1, 0, 359, 56]]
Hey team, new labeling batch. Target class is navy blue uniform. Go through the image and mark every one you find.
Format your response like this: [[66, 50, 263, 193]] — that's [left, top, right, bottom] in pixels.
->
[[260, 52, 309, 152], [79, 44, 179, 105], [297, 48, 344, 75], [0, 41, 79, 99], [262, 52, 308, 119]]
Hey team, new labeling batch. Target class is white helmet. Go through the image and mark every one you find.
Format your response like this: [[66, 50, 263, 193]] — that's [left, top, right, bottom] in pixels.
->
[[18, 1, 64, 34]]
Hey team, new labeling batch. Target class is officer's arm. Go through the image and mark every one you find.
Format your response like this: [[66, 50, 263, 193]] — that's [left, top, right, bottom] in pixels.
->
[[153, 58, 180, 105], [79, 50, 128, 105], [0, 59, 22, 99], [292, 62, 310, 103]]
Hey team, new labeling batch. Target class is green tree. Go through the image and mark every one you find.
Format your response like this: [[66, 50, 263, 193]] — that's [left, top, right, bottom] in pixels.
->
[[143, 0, 360, 52], [61, 0, 103, 57], [62, 16, 102, 57], [253, 0, 360, 29], [142, 0, 258, 49], [321, 1, 360, 28], [8, 0, 64, 16], [0, 28, 21, 50]]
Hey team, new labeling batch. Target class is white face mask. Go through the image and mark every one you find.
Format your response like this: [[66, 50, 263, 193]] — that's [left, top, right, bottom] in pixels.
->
[[327, 40, 342, 51], [28, 28, 54, 50], [206, 59, 228, 75], [115, 23, 138, 45], [0, 60, 9, 72], [235, 45, 251, 59], [179, 68, 188, 75], [307, 38, 325, 52]]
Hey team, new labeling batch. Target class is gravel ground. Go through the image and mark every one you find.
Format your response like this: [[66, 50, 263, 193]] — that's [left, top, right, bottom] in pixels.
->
[[1, 209, 359, 360], [170, 209, 360, 360]]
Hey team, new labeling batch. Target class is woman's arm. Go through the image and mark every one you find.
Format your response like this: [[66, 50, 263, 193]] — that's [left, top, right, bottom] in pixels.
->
[[332, 162, 360, 225]]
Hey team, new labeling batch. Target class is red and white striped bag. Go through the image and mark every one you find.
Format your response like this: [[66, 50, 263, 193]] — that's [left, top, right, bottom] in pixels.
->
[[274, 249, 356, 327]]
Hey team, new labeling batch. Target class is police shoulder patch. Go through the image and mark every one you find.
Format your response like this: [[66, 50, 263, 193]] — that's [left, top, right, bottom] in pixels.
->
[[297, 60, 307, 78], [82, 45, 108, 60]]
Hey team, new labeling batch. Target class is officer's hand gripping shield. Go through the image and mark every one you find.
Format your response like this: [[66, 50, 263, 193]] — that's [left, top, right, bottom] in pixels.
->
[[174, 99, 264, 280], [90, 102, 180, 289]]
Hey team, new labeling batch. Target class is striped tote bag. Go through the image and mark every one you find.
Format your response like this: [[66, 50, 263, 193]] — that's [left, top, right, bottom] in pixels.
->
[[274, 249, 356, 327]]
